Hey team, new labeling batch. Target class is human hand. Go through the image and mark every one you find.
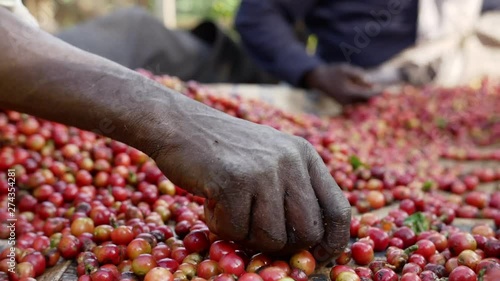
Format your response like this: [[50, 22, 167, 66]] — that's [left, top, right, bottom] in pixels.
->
[[151, 100, 351, 259], [304, 64, 380, 105], [0, 6, 350, 260]]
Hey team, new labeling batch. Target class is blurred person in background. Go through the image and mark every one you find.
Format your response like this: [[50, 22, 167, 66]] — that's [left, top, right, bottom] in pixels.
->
[[55, 6, 275, 85], [50, 1, 500, 105], [1, 1, 351, 259], [235, 0, 500, 104]]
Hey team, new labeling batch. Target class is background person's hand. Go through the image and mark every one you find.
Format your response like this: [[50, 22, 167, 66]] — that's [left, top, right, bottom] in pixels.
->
[[304, 64, 380, 105], [151, 100, 351, 259]]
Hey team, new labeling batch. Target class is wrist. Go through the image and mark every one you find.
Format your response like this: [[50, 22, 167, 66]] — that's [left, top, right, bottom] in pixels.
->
[[119, 81, 185, 160], [302, 65, 326, 91]]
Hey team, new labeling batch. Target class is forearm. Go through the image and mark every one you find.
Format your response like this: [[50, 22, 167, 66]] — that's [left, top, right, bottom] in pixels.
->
[[235, 0, 321, 86], [0, 8, 183, 156]]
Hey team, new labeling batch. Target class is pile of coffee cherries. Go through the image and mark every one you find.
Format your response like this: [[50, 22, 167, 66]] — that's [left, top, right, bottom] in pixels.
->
[[0, 114, 317, 281], [0, 71, 498, 280], [150, 72, 500, 213], [336, 192, 500, 281]]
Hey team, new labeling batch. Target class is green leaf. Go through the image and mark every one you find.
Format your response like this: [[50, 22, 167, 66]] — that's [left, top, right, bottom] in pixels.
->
[[422, 180, 434, 192], [404, 245, 418, 255], [435, 117, 447, 129], [404, 212, 430, 234], [478, 268, 487, 281], [349, 155, 364, 170]]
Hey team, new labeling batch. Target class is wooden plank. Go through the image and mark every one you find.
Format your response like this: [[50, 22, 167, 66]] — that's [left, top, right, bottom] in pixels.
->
[[440, 159, 499, 173], [0, 241, 71, 281], [59, 261, 78, 281], [453, 218, 495, 229], [0, 240, 72, 280], [353, 203, 398, 219], [0, 240, 8, 251], [162, 0, 177, 28], [477, 182, 500, 193], [37, 260, 72, 281]]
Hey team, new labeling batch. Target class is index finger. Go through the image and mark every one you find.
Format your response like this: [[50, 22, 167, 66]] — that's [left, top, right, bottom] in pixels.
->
[[337, 64, 374, 87], [307, 152, 351, 264], [343, 83, 383, 105]]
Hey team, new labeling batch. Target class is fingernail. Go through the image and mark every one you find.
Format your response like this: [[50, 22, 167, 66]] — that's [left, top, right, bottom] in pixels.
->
[[312, 242, 334, 262]]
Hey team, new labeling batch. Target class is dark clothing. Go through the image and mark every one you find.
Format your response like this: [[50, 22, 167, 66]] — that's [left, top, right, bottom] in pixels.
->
[[57, 7, 274, 84], [483, 0, 500, 12], [58, 3, 500, 86], [235, 0, 500, 86]]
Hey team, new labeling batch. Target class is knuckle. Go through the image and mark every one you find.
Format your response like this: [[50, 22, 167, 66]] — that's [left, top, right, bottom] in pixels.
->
[[265, 237, 287, 252], [248, 229, 287, 253], [213, 173, 255, 202], [287, 218, 323, 247], [292, 136, 315, 157], [304, 227, 324, 246], [294, 135, 311, 147], [206, 198, 250, 242], [217, 162, 247, 187], [202, 178, 222, 199], [219, 186, 242, 201]]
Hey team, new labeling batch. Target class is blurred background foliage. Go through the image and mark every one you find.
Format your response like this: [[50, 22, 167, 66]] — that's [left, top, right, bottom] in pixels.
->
[[177, 0, 240, 27], [25, 0, 315, 52], [24, 0, 241, 32]]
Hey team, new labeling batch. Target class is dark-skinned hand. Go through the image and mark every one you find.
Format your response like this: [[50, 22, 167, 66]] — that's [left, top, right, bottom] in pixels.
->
[[304, 64, 381, 105], [0, 7, 351, 262], [152, 99, 351, 260]]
